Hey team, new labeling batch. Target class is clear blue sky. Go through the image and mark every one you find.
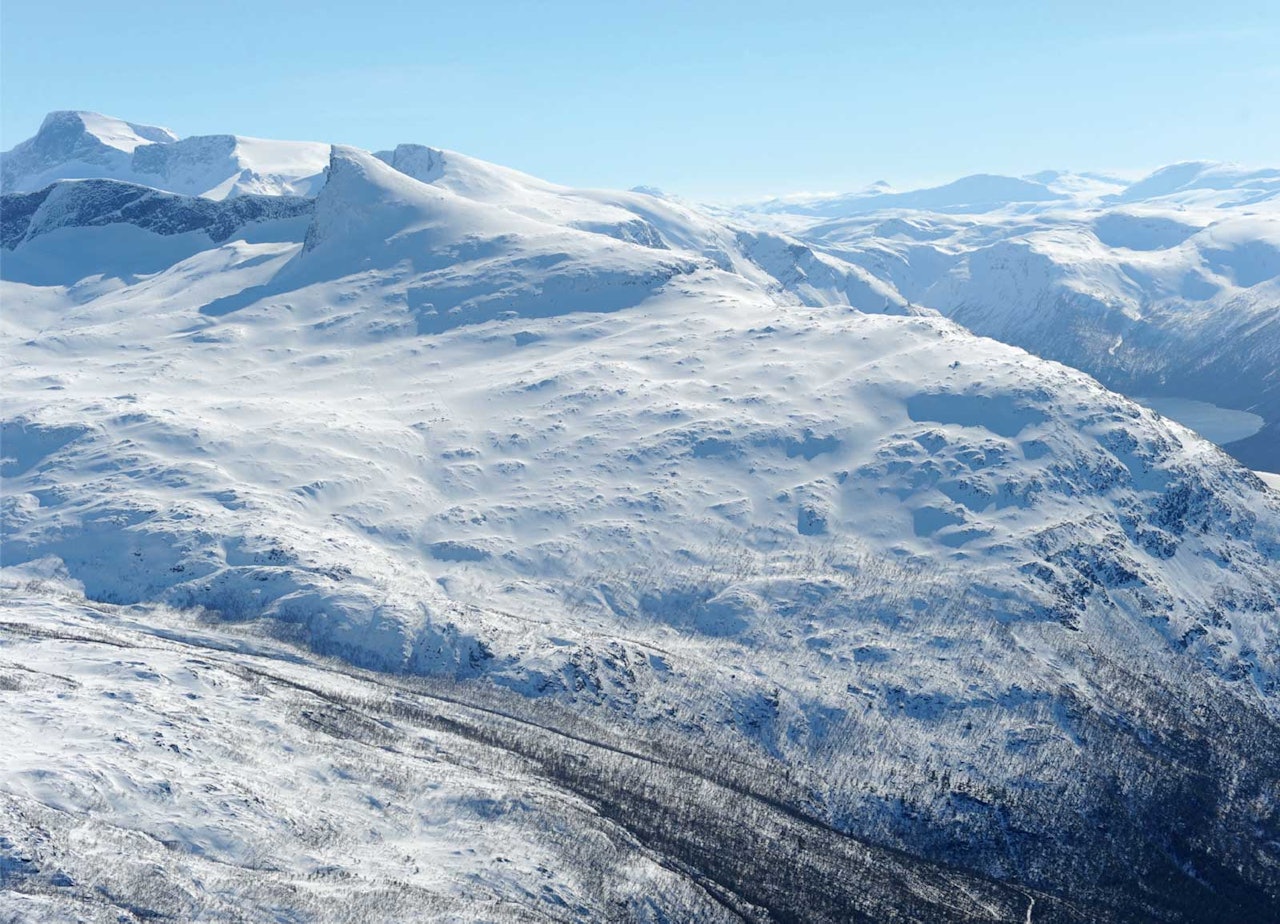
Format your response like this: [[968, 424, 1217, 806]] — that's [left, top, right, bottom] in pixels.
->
[[2, 1, 1277, 200]]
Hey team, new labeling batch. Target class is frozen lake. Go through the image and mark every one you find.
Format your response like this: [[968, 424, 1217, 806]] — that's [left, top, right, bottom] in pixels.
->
[[1134, 396, 1265, 446]]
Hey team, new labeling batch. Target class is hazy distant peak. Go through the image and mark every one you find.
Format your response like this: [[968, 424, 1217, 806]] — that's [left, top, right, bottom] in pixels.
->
[[1113, 160, 1280, 204], [2, 111, 328, 199], [2, 110, 178, 192], [746, 172, 1065, 217], [373, 143, 447, 184], [36, 110, 179, 152], [628, 184, 667, 199]]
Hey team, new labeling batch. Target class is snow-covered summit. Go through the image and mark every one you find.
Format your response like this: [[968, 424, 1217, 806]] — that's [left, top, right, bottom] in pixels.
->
[[0, 111, 176, 191], [40, 110, 178, 152], [274, 145, 703, 331], [129, 132, 330, 198], [369, 142, 911, 313], [1, 110, 328, 199]]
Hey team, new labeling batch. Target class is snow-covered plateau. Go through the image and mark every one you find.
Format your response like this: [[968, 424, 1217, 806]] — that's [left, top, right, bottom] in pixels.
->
[[2, 113, 1279, 922]]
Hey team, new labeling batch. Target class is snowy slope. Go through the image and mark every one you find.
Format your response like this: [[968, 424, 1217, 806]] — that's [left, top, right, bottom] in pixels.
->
[[5, 575, 1132, 923], [4, 121, 1280, 920], [373, 142, 911, 313]]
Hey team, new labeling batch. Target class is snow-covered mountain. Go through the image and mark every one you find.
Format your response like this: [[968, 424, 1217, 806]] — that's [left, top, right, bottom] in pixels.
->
[[733, 165, 1280, 472], [743, 173, 1078, 218], [4, 114, 1280, 921], [369, 141, 909, 315], [1, 111, 329, 199], [1110, 161, 1280, 207], [740, 162, 1279, 218]]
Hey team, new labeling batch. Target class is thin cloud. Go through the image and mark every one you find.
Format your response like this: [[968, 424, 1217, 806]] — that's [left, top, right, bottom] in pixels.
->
[[1086, 26, 1273, 50]]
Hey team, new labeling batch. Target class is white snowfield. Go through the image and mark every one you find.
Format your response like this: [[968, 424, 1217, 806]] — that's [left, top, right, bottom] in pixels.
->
[[3, 115, 1280, 922]]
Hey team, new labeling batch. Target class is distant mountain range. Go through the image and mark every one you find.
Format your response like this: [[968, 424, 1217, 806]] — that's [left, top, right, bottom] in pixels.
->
[[739, 161, 1280, 215], [1, 110, 330, 198], [726, 161, 1280, 473]]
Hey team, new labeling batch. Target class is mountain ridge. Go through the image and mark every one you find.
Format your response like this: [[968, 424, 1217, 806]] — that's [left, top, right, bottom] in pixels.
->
[[1, 110, 328, 199]]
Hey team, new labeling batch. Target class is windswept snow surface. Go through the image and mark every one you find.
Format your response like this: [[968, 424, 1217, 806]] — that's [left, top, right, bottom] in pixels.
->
[[3, 120, 1280, 921]]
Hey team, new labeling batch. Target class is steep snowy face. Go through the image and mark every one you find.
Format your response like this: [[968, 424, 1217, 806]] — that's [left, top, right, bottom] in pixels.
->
[[732, 228, 913, 312], [128, 133, 330, 198], [1, 111, 328, 199], [289, 145, 705, 331], [2, 180, 312, 250]]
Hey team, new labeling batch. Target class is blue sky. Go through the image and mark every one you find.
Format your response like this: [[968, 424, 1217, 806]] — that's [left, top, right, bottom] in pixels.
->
[[2, 1, 1277, 199]]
